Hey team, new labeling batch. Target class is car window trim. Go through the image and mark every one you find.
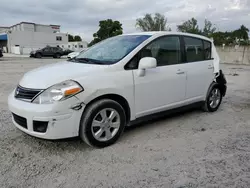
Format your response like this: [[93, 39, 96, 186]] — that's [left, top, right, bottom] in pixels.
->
[[203, 40, 213, 60], [182, 35, 214, 63], [124, 34, 183, 70]]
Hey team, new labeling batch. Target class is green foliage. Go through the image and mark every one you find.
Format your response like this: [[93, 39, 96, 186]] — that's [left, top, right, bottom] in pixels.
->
[[212, 25, 249, 46], [74, 35, 82, 42], [202, 19, 216, 37], [68, 34, 74, 42], [177, 18, 216, 37], [177, 18, 201, 34], [88, 19, 123, 47], [177, 18, 250, 46], [68, 34, 82, 42], [136, 13, 171, 31]]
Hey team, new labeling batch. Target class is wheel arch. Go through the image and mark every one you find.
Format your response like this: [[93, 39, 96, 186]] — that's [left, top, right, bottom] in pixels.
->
[[83, 94, 131, 124], [206, 80, 225, 100]]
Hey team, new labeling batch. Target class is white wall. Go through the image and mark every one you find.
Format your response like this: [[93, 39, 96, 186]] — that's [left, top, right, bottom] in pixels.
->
[[11, 46, 21, 54], [59, 41, 88, 51], [35, 25, 54, 33], [21, 23, 35, 32], [8, 31, 68, 54], [217, 46, 250, 65]]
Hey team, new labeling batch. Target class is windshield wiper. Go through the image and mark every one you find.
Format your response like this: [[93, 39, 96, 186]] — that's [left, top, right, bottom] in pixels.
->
[[74, 58, 108, 65]]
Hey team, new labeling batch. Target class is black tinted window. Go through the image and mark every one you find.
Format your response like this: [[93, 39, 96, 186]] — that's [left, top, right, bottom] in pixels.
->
[[204, 40, 211, 60], [43, 47, 50, 52], [184, 37, 204, 62], [140, 36, 181, 66], [56, 36, 62, 41]]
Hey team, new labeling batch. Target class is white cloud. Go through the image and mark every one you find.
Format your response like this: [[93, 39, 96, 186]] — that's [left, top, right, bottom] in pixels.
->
[[0, 0, 249, 42]]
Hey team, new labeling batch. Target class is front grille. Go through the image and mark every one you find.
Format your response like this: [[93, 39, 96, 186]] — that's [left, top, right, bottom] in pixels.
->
[[12, 113, 27, 129], [15, 85, 42, 101]]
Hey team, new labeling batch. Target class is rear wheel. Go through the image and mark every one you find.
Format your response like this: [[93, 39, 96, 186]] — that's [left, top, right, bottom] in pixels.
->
[[202, 86, 222, 112], [79, 99, 126, 148]]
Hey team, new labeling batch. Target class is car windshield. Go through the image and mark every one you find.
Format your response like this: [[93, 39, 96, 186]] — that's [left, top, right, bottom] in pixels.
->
[[71, 35, 151, 65]]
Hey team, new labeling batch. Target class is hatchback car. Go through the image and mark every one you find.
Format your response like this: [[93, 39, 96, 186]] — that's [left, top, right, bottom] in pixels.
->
[[30, 46, 64, 58], [8, 32, 227, 148]]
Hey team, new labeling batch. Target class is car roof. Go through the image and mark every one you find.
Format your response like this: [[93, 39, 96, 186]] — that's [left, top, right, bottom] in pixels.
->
[[122, 31, 212, 42]]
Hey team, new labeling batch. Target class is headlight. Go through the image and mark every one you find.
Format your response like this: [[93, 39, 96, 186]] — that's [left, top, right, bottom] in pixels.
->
[[32, 80, 83, 104]]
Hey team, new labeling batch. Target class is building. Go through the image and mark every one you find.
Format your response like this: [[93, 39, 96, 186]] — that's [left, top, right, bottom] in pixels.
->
[[0, 22, 68, 54], [59, 41, 88, 52]]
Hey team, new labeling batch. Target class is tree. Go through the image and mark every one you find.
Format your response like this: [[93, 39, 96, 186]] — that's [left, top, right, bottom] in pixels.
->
[[88, 19, 123, 47], [74, 35, 82, 41], [233, 25, 249, 41], [68, 34, 74, 42], [136, 13, 171, 31], [177, 18, 201, 34], [202, 19, 216, 37], [211, 25, 249, 46]]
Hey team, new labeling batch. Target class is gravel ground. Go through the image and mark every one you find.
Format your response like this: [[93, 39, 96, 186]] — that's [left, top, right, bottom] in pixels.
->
[[0, 57, 250, 188]]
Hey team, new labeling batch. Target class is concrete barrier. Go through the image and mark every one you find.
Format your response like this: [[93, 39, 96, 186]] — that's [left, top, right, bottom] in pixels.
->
[[216, 46, 250, 65]]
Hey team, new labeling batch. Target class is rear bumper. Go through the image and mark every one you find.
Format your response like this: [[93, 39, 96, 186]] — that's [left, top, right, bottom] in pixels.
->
[[217, 70, 227, 96]]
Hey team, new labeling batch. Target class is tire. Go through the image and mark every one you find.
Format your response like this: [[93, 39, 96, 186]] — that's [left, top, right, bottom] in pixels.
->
[[79, 99, 126, 148], [54, 53, 61, 58], [35, 53, 42, 58], [202, 85, 222, 112]]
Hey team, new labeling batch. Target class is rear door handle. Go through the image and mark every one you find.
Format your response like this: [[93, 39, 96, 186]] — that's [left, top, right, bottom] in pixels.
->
[[176, 71, 185, 75], [208, 65, 214, 69]]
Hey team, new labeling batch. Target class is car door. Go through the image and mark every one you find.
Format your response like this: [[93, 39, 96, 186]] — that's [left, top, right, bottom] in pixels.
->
[[131, 36, 187, 118], [42, 47, 51, 57], [183, 36, 214, 100]]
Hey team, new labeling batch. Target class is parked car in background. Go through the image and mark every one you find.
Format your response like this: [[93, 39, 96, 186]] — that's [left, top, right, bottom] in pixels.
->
[[67, 48, 88, 59], [0, 48, 3, 58], [63, 49, 74, 56], [30, 46, 64, 58], [8, 32, 227, 148]]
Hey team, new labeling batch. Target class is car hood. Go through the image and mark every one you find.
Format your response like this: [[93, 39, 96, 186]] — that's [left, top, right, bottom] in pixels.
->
[[68, 52, 79, 56], [19, 61, 107, 89]]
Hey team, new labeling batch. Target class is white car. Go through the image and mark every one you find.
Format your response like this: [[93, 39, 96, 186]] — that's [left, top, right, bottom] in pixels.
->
[[8, 32, 227, 148], [67, 49, 87, 59]]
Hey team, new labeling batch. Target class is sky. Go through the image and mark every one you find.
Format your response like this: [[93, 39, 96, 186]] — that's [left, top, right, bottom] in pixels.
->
[[0, 0, 249, 42]]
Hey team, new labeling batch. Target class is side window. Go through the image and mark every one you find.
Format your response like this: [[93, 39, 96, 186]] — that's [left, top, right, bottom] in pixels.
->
[[140, 36, 181, 66], [184, 37, 204, 62], [125, 36, 181, 69], [204, 40, 211, 60], [43, 47, 50, 52], [56, 36, 62, 41], [125, 54, 139, 69]]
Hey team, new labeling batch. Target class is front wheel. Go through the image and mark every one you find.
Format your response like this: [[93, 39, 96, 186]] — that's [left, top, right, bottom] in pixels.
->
[[79, 99, 126, 148], [54, 53, 61, 58], [202, 85, 222, 112]]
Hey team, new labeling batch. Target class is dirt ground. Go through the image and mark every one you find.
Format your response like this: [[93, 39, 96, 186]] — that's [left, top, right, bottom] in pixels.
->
[[0, 57, 250, 188]]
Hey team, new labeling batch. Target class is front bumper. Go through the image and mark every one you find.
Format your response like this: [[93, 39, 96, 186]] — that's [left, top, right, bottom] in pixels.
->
[[8, 91, 84, 139]]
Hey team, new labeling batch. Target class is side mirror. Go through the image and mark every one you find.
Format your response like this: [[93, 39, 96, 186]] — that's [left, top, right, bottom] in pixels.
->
[[138, 57, 157, 77]]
